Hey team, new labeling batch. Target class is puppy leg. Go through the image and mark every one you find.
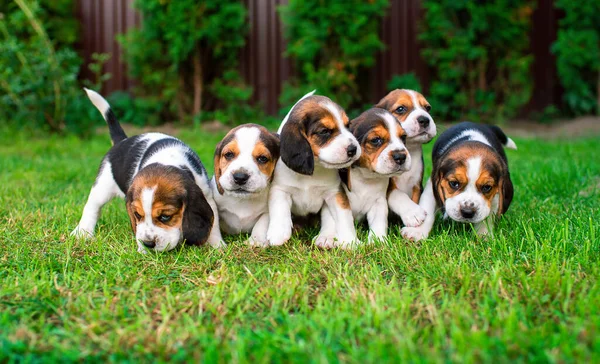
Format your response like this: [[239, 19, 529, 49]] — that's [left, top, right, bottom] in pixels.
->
[[475, 216, 495, 237], [388, 189, 427, 227], [325, 191, 358, 249], [366, 197, 388, 243], [71, 163, 121, 239], [245, 213, 270, 247], [266, 188, 293, 246], [314, 206, 337, 249], [206, 197, 227, 249], [401, 178, 436, 241]]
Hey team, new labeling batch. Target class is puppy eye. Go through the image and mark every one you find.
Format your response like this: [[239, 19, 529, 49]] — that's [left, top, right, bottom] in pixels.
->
[[401, 135, 407, 143], [134, 212, 142, 220], [317, 128, 333, 136], [256, 155, 269, 164], [369, 137, 383, 146], [449, 180, 460, 190], [395, 106, 407, 114], [224, 151, 235, 160], [481, 184, 492, 193], [158, 215, 172, 223], [425, 105, 431, 112]]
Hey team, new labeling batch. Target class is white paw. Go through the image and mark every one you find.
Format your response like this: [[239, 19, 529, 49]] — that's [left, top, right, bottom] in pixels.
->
[[137, 243, 148, 254], [336, 239, 361, 250], [245, 236, 269, 248], [266, 226, 291, 247], [314, 234, 336, 249], [400, 205, 428, 227], [71, 226, 94, 240], [401, 226, 429, 242], [367, 232, 384, 244], [209, 239, 227, 249]]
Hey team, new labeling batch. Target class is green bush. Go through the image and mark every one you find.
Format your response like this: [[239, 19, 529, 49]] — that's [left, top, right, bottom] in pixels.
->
[[552, 0, 600, 116], [118, 0, 251, 123], [0, 0, 107, 135], [278, 0, 388, 111], [386, 73, 423, 93], [419, 0, 534, 122]]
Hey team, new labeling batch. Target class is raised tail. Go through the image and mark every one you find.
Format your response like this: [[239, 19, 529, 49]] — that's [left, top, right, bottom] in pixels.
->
[[488, 125, 517, 150], [84, 88, 127, 144]]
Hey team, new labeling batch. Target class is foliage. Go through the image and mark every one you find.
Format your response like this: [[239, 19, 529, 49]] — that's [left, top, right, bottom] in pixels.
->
[[1, 131, 600, 361], [279, 0, 388, 110], [419, 0, 534, 122], [552, 0, 600, 116], [118, 0, 249, 122], [0, 0, 108, 135], [386, 73, 423, 93]]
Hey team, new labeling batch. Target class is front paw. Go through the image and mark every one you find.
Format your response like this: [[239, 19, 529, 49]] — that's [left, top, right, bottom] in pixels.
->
[[336, 238, 361, 250], [266, 226, 291, 247], [401, 226, 429, 242], [71, 225, 93, 240], [367, 232, 385, 244], [245, 236, 269, 248], [400, 205, 428, 227], [314, 234, 336, 249], [209, 239, 227, 249]]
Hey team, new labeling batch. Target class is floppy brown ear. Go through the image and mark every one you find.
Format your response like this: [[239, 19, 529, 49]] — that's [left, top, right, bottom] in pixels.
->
[[280, 120, 314, 175], [213, 140, 224, 195], [339, 168, 351, 192], [374, 90, 398, 110], [497, 172, 514, 215], [432, 169, 445, 208], [125, 189, 137, 234], [182, 179, 214, 245]]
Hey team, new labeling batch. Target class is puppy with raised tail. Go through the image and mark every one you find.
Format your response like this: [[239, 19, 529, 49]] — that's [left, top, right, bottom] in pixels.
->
[[402, 122, 516, 241], [375, 89, 436, 227], [71, 88, 225, 252], [265, 91, 362, 249], [340, 108, 411, 242], [211, 124, 280, 246]]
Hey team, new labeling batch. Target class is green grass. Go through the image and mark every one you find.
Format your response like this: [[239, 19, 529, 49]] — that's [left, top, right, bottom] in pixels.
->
[[1, 128, 599, 362]]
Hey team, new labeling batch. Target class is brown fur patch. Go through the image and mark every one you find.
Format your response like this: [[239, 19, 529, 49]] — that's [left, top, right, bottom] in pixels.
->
[[386, 177, 398, 198], [375, 89, 431, 121], [411, 184, 421, 203], [357, 124, 390, 170], [291, 96, 346, 155], [253, 141, 277, 178], [336, 189, 350, 209]]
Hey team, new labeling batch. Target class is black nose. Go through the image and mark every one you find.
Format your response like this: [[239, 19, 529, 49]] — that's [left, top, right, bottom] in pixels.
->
[[392, 151, 407, 165], [347, 144, 358, 157], [417, 115, 430, 128], [460, 207, 476, 219], [142, 240, 156, 248], [233, 171, 250, 185]]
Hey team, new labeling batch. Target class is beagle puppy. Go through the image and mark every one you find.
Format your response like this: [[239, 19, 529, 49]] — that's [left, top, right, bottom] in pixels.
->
[[265, 91, 362, 249], [340, 108, 411, 242], [375, 89, 437, 227], [402, 122, 516, 241], [211, 124, 280, 246], [71, 88, 225, 252]]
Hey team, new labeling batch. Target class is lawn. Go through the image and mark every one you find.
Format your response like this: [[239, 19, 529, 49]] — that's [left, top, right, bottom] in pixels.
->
[[0, 127, 599, 362]]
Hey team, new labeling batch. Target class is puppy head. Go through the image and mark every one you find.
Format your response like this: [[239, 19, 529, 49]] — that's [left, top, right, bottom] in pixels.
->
[[126, 164, 214, 252], [375, 89, 436, 144], [279, 95, 360, 174], [349, 108, 411, 175], [213, 124, 280, 198], [432, 143, 513, 223]]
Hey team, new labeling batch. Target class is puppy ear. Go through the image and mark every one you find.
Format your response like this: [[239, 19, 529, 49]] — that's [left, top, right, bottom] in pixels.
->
[[497, 172, 514, 215], [213, 140, 224, 195], [374, 91, 397, 110], [339, 168, 351, 192], [125, 189, 137, 234], [182, 180, 214, 245], [280, 120, 314, 175], [432, 169, 445, 208]]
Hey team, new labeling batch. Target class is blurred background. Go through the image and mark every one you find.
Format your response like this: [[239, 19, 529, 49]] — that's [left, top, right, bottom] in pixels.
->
[[0, 0, 598, 136]]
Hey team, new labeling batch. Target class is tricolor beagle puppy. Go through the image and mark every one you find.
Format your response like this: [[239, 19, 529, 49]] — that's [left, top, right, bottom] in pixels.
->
[[402, 122, 516, 241], [340, 108, 411, 242], [375, 89, 437, 227], [265, 91, 362, 249], [71, 88, 225, 252], [211, 124, 280, 246]]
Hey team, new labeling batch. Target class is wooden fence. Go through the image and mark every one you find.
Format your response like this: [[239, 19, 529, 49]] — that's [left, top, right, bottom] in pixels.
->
[[76, 0, 561, 116]]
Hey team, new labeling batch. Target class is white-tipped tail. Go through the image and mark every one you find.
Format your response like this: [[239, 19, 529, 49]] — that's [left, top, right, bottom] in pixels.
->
[[84, 87, 111, 120], [278, 89, 317, 134], [505, 137, 517, 150]]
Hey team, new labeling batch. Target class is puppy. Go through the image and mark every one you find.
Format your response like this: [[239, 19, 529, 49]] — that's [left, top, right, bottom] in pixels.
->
[[211, 124, 280, 246], [375, 89, 436, 226], [340, 108, 411, 242], [402, 122, 516, 241], [71, 88, 225, 252], [265, 91, 361, 249]]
